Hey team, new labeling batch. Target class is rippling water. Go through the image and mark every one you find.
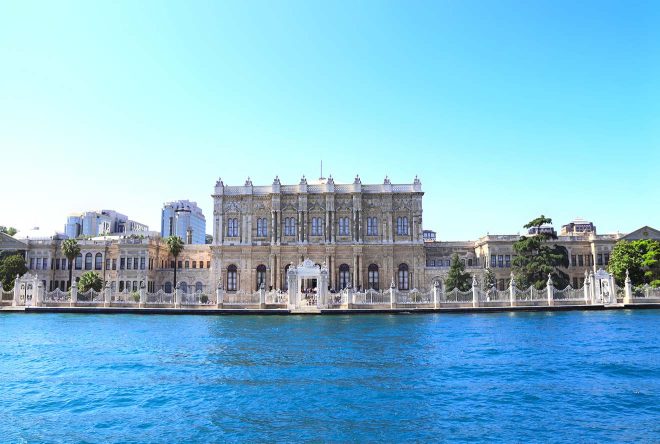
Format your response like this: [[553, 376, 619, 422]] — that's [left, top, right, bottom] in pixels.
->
[[1, 310, 659, 442]]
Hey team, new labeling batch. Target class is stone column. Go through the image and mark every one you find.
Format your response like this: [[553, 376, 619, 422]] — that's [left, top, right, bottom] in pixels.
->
[[287, 267, 297, 308], [471, 275, 479, 308], [319, 269, 328, 308], [584, 271, 591, 304], [216, 282, 224, 308], [35, 280, 43, 307], [104, 281, 111, 307], [259, 283, 266, 308], [433, 281, 439, 309], [353, 256, 358, 290], [624, 269, 633, 304], [589, 271, 596, 304], [139, 281, 146, 308], [546, 274, 554, 306], [509, 272, 515, 307], [174, 283, 181, 308], [71, 281, 78, 307], [389, 279, 396, 309], [12, 275, 20, 307], [271, 211, 276, 244]]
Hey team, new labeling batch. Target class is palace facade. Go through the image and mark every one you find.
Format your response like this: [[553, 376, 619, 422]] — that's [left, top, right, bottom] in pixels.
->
[[10, 176, 660, 296]]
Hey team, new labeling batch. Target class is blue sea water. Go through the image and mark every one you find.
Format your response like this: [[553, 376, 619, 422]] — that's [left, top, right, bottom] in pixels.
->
[[0, 310, 659, 443]]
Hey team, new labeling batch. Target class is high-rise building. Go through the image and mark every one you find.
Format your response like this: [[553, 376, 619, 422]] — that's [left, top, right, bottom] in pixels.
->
[[65, 210, 148, 238], [161, 200, 206, 244]]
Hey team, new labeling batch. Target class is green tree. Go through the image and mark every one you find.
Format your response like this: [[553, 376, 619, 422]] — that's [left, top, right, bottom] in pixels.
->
[[62, 239, 81, 290], [0, 254, 27, 290], [608, 239, 660, 286], [445, 253, 472, 291], [0, 226, 17, 236], [78, 271, 103, 292], [512, 215, 569, 290], [483, 267, 496, 290], [166, 236, 184, 290], [205, 234, 213, 244]]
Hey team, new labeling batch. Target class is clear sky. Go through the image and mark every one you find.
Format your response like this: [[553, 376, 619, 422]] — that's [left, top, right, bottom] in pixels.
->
[[1, 0, 658, 240]]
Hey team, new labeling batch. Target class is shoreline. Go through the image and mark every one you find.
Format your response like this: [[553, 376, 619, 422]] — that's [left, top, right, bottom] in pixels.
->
[[2, 304, 659, 316]]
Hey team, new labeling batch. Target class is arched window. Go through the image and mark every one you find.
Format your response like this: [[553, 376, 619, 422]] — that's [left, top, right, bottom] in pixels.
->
[[397, 217, 409, 235], [256, 264, 267, 289], [119, 281, 125, 292], [398, 263, 409, 290], [257, 218, 268, 237], [185, 260, 190, 269], [164, 282, 172, 293], [368, 264, 379, 290], [311, 217, 322, 236], [339, 264, 350, 289], [339, 217, 350, 235], [284, 217, 296, 236], [84, 253, 92, 270], [195, 282, 203, 293], [227, 264, 237, 291], [367, 217, 378, 236], [75, 253, 83, 270], [95, 253, 103, 270], [180, 282, 188, 294], [227, 218, 238, 237]]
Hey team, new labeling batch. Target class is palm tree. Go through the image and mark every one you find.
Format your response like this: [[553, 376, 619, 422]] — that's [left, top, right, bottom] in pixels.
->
[[62, 239, 81, 291], [166, 236, 184, 291]]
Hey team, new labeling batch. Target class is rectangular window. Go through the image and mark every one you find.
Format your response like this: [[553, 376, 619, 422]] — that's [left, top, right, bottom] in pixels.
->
[[578, 255, 584, 267], [505, 255, 511, 268], [227, 218, 238, 237], [207, 261, 210, 269], [396, 217, 409, 235], [571, 255, 577, 266], [498, 255, 504, 268], [140, 257, 145, 270], [490, 255, 496, 267], [311, 217, 322, 236], [338, 217, 350, 236], [112, 259, 117, 270], [367, 217, 378, 236], [120, 258, 125, 270], [127, 258, 132, 270], [178, 260, 182, 269], [597, 254, 603, 266], [62, 259, 67, 270], [192, 261, 197, 269], [604, 254, 610, 265], [199, 261, 204, 269], [56, 258, 60, 270], [105, 258, 110, 269]]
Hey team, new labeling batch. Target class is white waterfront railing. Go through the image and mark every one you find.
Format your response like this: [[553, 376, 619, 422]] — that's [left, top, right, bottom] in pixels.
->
[[444, 288, 473, 303], [480, 288, 508, 302], [44, 288, 71, 303], [77, 289, 104, 303], [112, 290, 140, 304], [223, 291, 261, 305], [265, 290, 288, 305], [145, 290, 173, 305], [553, 286, 583, 301], [181, 291, 216, 305], [353, 289, 390, 305], [397, 289, 433, 304]]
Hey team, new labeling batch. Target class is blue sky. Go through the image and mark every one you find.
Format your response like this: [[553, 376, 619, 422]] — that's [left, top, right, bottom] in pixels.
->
[[1, 0, 658, 239]]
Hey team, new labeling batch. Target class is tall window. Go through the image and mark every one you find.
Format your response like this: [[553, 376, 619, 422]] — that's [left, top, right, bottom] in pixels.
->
[[396, 217, 409, 235], [339, 217, 350, 236], [164, 282, 172, 293], [284, 217, 296, 236], [195, 282, 203, 293], [367, 217, 378, 236], [505, 255, 511, 268], [368, 264, 379, 290], [311, 217, 322, 236], [227, 218, 238, 237], [75, 254, 83, 270], [490, 255, 496, 267], [180, 282, 188, 294], [95, 253, 102, 270], [257, 218, 268, 237], [339, 264, 350, 289], [256, 264, 266, 289], [398, 263, 409, 290], [84, 253, 92, 270], [227, 264, 237, 291]]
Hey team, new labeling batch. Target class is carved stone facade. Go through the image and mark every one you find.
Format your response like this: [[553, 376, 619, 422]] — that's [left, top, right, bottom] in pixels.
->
[[210, 175, 426, 292]]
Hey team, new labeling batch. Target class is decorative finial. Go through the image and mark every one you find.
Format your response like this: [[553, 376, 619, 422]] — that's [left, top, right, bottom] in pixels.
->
[[383, 175, 391, 185]]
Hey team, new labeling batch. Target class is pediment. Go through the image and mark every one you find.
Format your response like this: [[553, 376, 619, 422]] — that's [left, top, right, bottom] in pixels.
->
[[0, 232, 27, 251], [622, 226, 660, 241]]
